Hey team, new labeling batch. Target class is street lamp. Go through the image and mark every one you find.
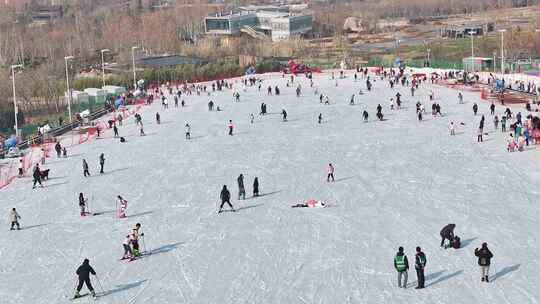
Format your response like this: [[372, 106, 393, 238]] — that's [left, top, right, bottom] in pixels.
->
[[131, 46, 141, 90], [498, 29, 507, 75], [468, 31, 477, 59], [427, 48, 431, 67], [64, 56, 74, 124], [100, 49, 110, 87], [11, 64, 23, 139]]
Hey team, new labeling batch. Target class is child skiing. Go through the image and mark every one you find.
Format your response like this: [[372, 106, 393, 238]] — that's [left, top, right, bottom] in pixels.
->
[[122, 235, 134, 260], [117, 195, 128, 218]]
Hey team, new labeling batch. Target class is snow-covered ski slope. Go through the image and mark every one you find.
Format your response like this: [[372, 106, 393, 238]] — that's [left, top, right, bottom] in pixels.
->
[[2, 71, 539, 304]]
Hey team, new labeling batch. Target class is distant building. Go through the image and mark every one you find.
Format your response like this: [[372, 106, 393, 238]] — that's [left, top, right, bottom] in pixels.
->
[[31, 5, 63, 24], [204, 6, 312, 42], [441, 23, 494, 38]]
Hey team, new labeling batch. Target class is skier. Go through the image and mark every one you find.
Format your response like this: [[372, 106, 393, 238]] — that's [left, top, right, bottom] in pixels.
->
[[62, 147, 67, 158], [138, 122, 145, 136], [394, 246, 409, 288], [32, 164, 43, 189], [185, 123, 191, 140], [131, 223, 144, 257], [228, 120, 234, 136], [282, 109, 288, 122], [291, 199, 327, 208], [501, 116, 507, 132], [250, 114, 254, 124], [253, 177, 259, 197], [473, 103, 478, 115], [18, 159, 24, 177], [440, 223, 456, 248], [122, 234, 134, 260], [376, 104, 384, 121], [350, 94, 355, 105], [475, 242, 493, 282], [414, 247, 427, 289], [362, 111, 369, 122], [318, 113, 323, 124], [113, 125, 119, 137], [324, 95, 330, 105], [449, 121, 456, 135], [74, 259, 96, 299], [326, 163, 335, 182], [490, 102, 495, 115], [156, 112, 161, 125], [99, 153, 105, 174], [117, 195, 128, 218], [55, 142, 62, 158], [478, 115, 485, 143], [79, 193, 88, 216], [82, 159, 90, 177], [237, 174, 246, 200], [494, 115, 499, 130], [218, 185, 235, 213], [458, 92, 464, 104], [10, 208, 21, 230]]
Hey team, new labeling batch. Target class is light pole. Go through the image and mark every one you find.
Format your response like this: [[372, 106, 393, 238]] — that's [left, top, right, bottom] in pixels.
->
[[427, 48, 431, 66], [100, 49, 110, 87], [11, 64, 23, 139], [498, 29, 506, 75], [131, 46, 141, 90], [64, 56, 74, 124], [469, 31, 476, 59]]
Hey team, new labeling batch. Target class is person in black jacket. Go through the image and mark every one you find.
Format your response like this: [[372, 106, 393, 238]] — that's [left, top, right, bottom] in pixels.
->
[[440, 223, 456, 248], [475, 242, 493, 282], [54, 142, 62, 158], [219, 185, 235, 213], [414, 247, 427, 289], [99, 153, 105, 174], [74, 259, 96, 298], [253, 177, 259, 197], [32, 164, 43, 189], [237, 174, 246, 200]]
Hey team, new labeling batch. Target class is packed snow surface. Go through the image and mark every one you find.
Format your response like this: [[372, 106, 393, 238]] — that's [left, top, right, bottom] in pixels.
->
[[1, 71, 539, 304]]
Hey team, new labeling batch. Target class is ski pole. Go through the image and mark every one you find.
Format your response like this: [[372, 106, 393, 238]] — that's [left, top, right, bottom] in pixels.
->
[[141, 234, 146, 254], [96, 274, 105, 295]]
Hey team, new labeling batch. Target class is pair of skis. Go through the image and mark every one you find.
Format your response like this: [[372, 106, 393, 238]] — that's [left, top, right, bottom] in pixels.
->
[[71, 293, 98, 301]]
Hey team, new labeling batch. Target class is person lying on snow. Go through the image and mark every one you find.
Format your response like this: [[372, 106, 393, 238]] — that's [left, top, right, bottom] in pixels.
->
[[291, 199, 328, 208]]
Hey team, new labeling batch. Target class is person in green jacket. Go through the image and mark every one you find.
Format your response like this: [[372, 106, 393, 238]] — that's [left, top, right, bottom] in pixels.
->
[[394, 246, 409, 288]]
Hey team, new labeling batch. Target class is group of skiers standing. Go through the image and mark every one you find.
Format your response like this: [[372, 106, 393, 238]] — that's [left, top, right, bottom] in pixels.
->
[[218, 174, 260, 213]]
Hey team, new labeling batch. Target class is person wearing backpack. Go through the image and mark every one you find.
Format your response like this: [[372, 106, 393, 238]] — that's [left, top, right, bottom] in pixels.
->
[[394, 246, 409, 288], [475, 242, 493, 282], [414, 247, 427, 289]]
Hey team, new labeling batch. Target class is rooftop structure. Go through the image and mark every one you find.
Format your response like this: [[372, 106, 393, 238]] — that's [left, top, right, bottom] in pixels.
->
[[204, 7, 312, 42]]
